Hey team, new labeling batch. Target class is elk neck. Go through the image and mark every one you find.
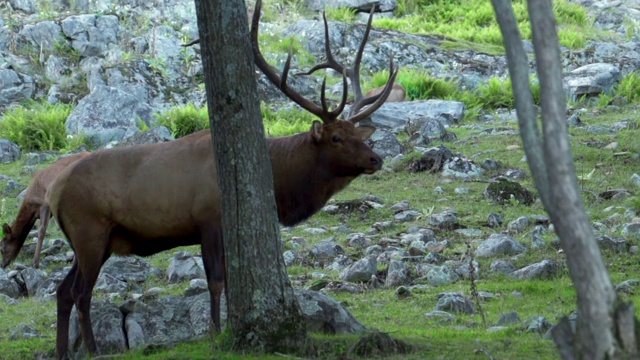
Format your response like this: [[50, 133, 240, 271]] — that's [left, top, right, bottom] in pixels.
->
[[268, 132, 353, 226]]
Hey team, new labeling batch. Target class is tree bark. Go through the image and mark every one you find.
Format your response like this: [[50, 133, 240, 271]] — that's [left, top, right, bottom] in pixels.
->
[[491, 0, 638, 359], [193, 0, 307, 351]]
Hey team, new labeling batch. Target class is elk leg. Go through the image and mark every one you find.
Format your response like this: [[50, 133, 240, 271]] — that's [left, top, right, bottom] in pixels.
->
[[200, 225, 225, 333], [33, 204, 51, 268], [70, 228, 110, 356], [56, 260, 78, 360]]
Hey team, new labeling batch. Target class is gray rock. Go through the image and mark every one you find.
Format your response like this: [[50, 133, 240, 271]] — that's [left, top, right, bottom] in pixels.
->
[[95, 273, 128, 294], [497, 311, 521, 326], [357, 100, 466, 130], [365, 129, 404, 160], [0, 69, 34, 107], [65, 85, 154, 147], [18, 267, 46, 297], [166, 251, 205, 283], [102, 256, 151, 283], [295, 289, 366, 334], [17, 21, 64, 51], [426, 265, 460, 286], [524, 315, 553, 334], [394, 210, 421, 222], [441, 157, 483, 179], [0, 272, 21, 298], [385, 260, 408, 287], [596, 235, 627, 253], [339, 255, 377, 282], [346, 232, 372, 248], [475, 234, 527, 258], [309, 238, 344, 262], [487, 213, 504, 228], [69, 301, 127, 356], [325, 254, 354, 272], [283, 250, 297, 267], [564, 63, 621, 101], [621, 223, 640, 241], [35, 267, 70, 300], [435, 292, 474, 314], [61, 14, 119, 57], [9, 0, 36, 13], [631, 174, 640, 188], [116, 126, 174, 147], [428, 210, 459, 229], [511, 259, 559, 280], [125, 295, 203, 349], [507, 216, 530, 233]]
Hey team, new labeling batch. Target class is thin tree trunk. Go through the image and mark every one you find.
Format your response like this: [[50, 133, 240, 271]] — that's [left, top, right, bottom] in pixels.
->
[[491, 0, 637, 359], [193, 0, 307, 351]]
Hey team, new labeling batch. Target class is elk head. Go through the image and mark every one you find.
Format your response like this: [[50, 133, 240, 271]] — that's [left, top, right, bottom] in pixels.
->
[[1, 224, 17, 268], [251, 0, 398, 176]]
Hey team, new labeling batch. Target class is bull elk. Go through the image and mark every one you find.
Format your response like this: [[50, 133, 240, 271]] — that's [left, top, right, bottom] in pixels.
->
[[0, 152, 89, 269], [48, 1, 397, 358]]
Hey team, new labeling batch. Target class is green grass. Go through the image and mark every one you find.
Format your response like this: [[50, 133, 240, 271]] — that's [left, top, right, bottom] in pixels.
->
[[1, 104, 639, 359], [376, 0, 591, 51]]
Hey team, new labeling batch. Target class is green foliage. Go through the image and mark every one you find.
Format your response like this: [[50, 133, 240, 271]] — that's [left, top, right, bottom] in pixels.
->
[[262, 103, 316, 137], [53, 40, 82, 63], [154, 103, 210, 138], [325, 6, 356, 22], [615, 72, 640, 103], [0, 102, 80, 151], [368, 69, 460, 101], [380, 0, 590, 50], [476, 77, 515, 109]]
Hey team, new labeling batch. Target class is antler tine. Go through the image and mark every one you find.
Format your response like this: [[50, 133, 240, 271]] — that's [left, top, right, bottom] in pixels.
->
[[296, 12, 347, 77], [349, 6, 376, 102], [252, 0, 332, 122], [347, 57, 399, 124]]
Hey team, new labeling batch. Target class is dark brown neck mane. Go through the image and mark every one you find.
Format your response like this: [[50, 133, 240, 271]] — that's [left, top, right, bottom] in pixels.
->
[[267, 132, 353, 226]]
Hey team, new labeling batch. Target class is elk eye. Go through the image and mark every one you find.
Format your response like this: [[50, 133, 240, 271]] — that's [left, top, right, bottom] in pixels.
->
[[331, 135, 342, 143]]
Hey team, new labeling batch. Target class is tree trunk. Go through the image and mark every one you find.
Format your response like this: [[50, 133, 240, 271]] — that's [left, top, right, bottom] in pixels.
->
[[193, 0, 307, 351], [491, 0, 638, 359]]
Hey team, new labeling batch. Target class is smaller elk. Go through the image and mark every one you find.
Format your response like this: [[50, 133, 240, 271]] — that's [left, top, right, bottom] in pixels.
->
[[365, 82, 406, 102], [1, 152, 90, 269]]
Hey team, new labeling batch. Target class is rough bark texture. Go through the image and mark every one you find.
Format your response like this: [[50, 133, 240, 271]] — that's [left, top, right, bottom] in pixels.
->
[[193, 0, 307, 351], [492, 0, 638, 359]]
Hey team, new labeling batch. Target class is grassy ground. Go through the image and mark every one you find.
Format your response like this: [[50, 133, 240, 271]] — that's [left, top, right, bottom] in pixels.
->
[[1, 104, 638, 359]]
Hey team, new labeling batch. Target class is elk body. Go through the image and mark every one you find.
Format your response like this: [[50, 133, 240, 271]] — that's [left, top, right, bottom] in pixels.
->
[[48, 2, 397, 358], [365, 82, 406, 102], [1, 152, 89, 269]]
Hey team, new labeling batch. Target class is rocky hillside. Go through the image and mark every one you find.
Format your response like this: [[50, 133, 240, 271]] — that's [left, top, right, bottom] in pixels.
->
[[1, 0, 640, 359]]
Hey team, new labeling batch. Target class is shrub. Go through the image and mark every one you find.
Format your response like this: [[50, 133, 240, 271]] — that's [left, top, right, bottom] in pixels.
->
[[262, 103, 316, 137], [0, 101, 75, 151], [616, 72, 640, 103], [154, 103, 210, 138]]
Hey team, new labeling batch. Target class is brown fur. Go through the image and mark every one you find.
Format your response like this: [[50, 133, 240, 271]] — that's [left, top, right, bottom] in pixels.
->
[[49, 122, 382, 358], [365, 82, 406, 102], [1, 152, 89, 269]]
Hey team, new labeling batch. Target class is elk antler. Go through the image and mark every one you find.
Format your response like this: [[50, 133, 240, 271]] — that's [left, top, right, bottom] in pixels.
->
[[251, 0, 348, 124], [295, 6, 399, 124]]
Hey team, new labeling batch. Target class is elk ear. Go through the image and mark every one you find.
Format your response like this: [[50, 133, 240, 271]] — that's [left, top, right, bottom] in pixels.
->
[[2, 223, 11, 236], [310, 121, 323, 142], [354, 125, 376, 141]]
